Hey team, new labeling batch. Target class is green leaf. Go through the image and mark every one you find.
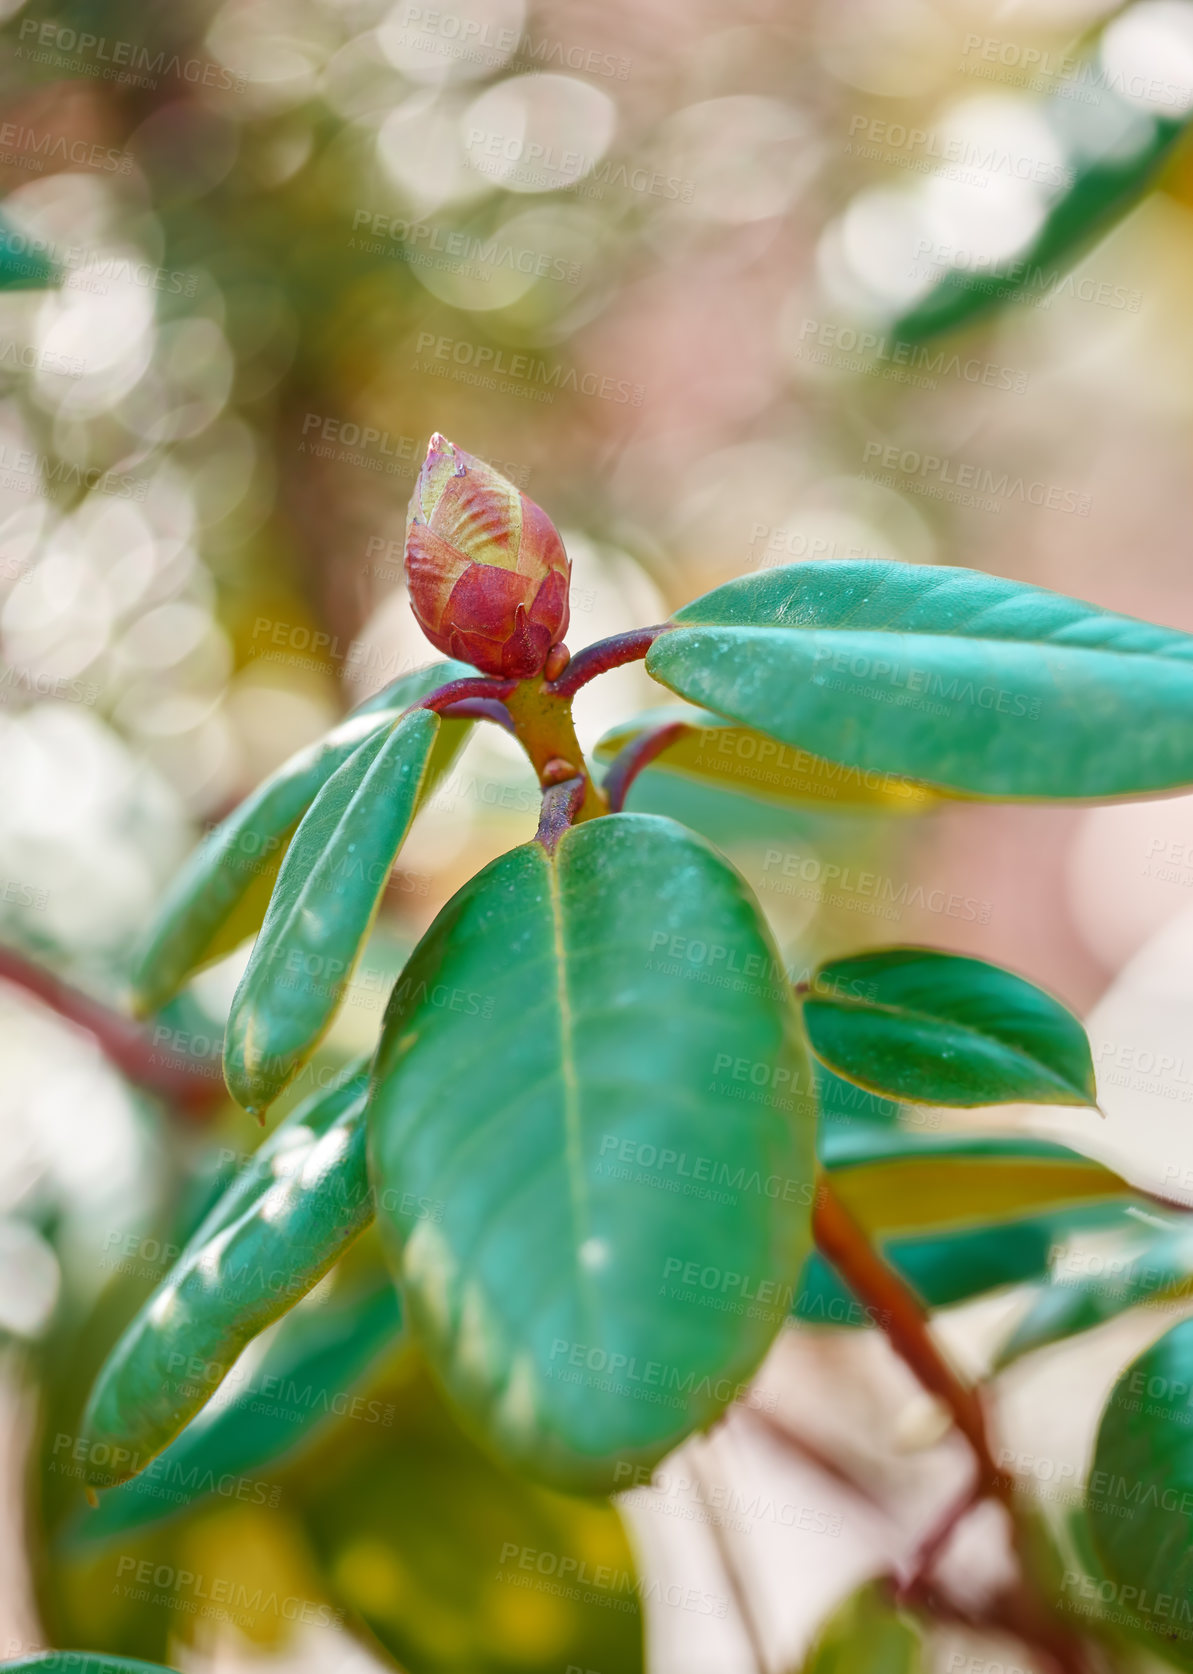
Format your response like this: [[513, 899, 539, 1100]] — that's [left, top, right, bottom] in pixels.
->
[[1, 1659, 178, 1672], [894, 104, 1192, 343], [802, 947, 1096, 1107], [997, 1223, 1193, 1368], [369, 813, 816, 1492], [646, 562, 1193, 800], [1087, 1316, 1193, 1664], [133, 660, 469, 1015], [80, 1071, 374, 1487], [801, 1579, 923, 1674], [825, 1128, 1129, 1234], [595, 706, 936, 814], [224, 707, 440, 1113], [802, 1122, 1139, 1326], [73, 1278, 401, 1544], [300, 1360, 644, 1674]]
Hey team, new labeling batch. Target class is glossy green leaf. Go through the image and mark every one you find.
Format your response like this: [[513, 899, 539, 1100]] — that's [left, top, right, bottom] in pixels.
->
[[369, 812, 816, 1492], [997, 1224, 1193, 1368], [133, 660, 469, 1015], [1, 1658, 178, 1672], [1087, 1317, 1193, 1665], [803, 1124, 1138, 1326], [645, 562, 1193, 800], [300, 1360, 644, 1674], [802, 947, 1096, 1107], [894, 103, 1192, 342], [74, 1279, 401, 1544], [80, 1071, 373, 1487], [801, 1579, 922, 1674], [595, 706, 935, 814], [224, 707, 440, 1113], [825, 1128, 1129, 1235]]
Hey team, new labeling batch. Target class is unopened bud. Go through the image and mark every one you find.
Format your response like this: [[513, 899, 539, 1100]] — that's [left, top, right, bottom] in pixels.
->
[[405, 434, 570, 679]]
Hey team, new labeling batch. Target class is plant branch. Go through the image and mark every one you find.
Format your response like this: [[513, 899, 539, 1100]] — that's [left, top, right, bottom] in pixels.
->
[[814, 1179, 1094, 1670], [0, 943, 224, 1116], [506, 679, 606, 822], [437, 697, 516, 732], [812, 1177, 1005, 1499], [903, 1576, 1093, 1674], [547, 625, 669, 700], [413, 675, 519, 715], [534, 776, 586, 854], [603, 721, 690, 812]]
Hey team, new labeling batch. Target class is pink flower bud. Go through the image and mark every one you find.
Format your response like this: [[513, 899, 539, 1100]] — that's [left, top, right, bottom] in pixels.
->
[[405, 434, 571, 679]]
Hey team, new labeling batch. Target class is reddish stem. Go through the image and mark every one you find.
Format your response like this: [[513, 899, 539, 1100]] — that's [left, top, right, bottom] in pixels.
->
[[815, 1181, 1094, 1668], [438, 697, 516, 732], [0, 944, 223, 1116], [414, 675, 518, 714], [547, 625, 669, 700], [603, 720, 690, 812], [534, 776, 586, 854], [813, 1179, 1004, 1498]]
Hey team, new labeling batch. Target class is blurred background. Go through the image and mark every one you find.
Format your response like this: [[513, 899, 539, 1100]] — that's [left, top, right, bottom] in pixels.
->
[[3, 0, 1193, 1668]]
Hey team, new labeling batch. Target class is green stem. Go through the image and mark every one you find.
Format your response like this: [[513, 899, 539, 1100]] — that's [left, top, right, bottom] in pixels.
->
[[505, 678, 606, 822]]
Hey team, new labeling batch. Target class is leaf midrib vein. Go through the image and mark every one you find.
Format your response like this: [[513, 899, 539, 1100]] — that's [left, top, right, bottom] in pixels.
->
[[546, 848, 596, 1327], [809, 991, 1078, 1093]]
